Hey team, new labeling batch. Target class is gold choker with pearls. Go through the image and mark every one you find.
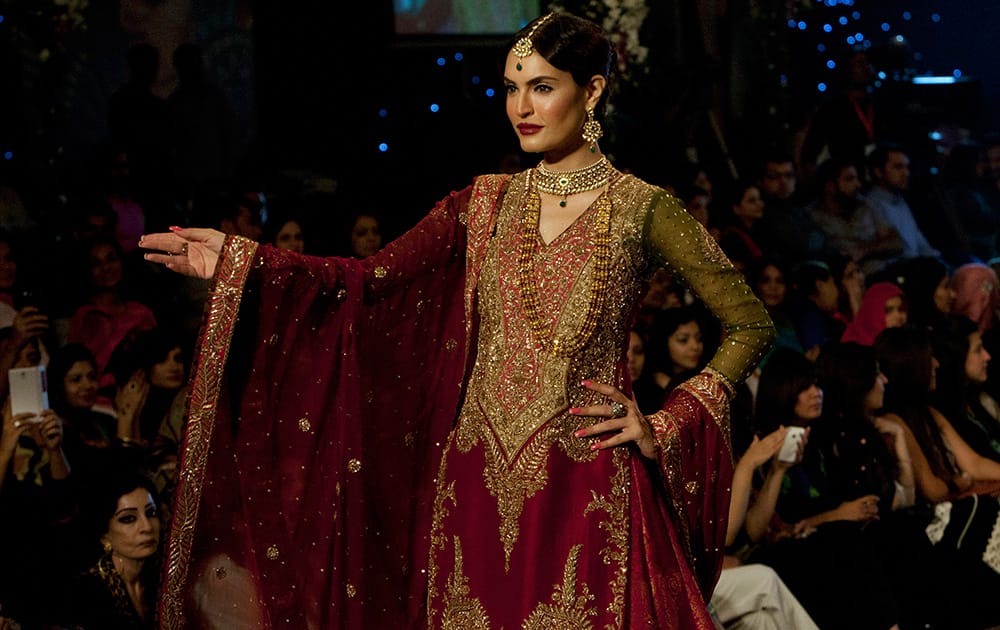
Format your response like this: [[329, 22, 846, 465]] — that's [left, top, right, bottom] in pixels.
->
[[534, 158, 612, 207]]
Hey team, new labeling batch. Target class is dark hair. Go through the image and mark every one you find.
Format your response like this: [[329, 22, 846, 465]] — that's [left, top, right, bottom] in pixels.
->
[[867, 142, 907, 176], [790, 260, 832, 298], [126, 43, 158, 87], [816, 342, 878, 421], [755, 348, 817, 433], [930, 314, 980, 429], [746, 256, 789, 306], [80, 470, 158, 541], [890, 257, 950, 329], [47, 343, 99, 414], [815, 157, 857, 189], [874, 326, 960, 481], [505, 13, 615, 118], [647, 306, 702, 376], [107, 327, 190, 389]]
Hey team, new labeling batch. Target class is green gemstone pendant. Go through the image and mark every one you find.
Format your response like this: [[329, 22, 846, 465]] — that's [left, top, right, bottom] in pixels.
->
[[516, 62, 522, 71], [559, 200, 567, 207], [590, 146, 596, 153]]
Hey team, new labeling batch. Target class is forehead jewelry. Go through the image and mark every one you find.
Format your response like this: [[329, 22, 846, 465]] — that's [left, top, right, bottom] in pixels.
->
[[512, 13, 556, 71]]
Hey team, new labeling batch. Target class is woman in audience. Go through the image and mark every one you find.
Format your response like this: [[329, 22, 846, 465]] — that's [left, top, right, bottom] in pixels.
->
[[266, 215, 306, 254], [891, 256, 954, 331], [626, 326, 663, 415], [68, 236, 157, 386], [66, 471, 161, 629], [717, 180, 765, 271], [829, 253, 864, 323], [840, 281, 907, 346], [748, 257, 803, 361], [930, 314, 1000, 463], [647, 306, 705, 395], [346, 212, 382, 259], [787, 260, 844, 361]]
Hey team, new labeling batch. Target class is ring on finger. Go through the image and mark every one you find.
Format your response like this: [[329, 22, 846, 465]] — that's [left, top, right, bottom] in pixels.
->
[[180, 242, 189, 256], [609, 401, 627, 418]]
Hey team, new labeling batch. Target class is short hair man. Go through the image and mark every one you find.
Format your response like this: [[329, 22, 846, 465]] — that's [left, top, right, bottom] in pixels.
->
[[866, 143, 939, 260]]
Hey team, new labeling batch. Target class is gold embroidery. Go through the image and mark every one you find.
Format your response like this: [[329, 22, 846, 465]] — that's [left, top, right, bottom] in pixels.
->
[[346, 583, 357, 598], [347, 458, 362, 473], [374, 265, 387, 278], [298, 417, 312, 433], [583, 449, 629, 627], [427, 444, 457, 623], [266, 545, 279, 560], [440, 537, 491, 630], [679, 371, 732, 452], [161, 235, 258, 628], [522, 544, 597, 630]]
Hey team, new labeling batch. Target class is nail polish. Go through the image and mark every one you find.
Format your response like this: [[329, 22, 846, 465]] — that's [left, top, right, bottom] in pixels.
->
[[169, 225, 183, 232], [569, 407, 581, 414], [581, 380, 592, 387]]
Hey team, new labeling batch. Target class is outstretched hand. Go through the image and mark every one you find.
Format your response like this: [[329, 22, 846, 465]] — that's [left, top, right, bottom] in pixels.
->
[[140, 227, 225, 279]]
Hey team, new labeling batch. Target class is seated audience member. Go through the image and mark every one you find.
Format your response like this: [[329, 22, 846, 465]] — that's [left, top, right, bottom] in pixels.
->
[[890, 257, 954, 331], [930, 315, 1000, 463], [754, 154, 823, 264], [647, 307, 705, 395], [266, 214, 306, 254], [677, 183, 714, 238], [64, 471, 161, 629], [216, 191, 264, 241], [345, 211, 383, 259], [866, 144, 940, 260], [828, 253, 865, 323], [68, 236, 157, 387], [807, 157, 903, 276], [943, 140, 1000, 263], [717, 180, 766, 271], [840, 282, 907, 346], [950, 262, 1000, 333], [787, 261, 844, 361], [732, 349, 902, 630]]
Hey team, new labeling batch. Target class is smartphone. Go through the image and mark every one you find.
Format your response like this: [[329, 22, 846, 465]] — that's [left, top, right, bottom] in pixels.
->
[[777, 426, 806, 463], [9, 366, 48, 423]]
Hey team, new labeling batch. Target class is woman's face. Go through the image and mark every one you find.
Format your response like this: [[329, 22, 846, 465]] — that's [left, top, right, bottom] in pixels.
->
[[668, 321, 703, 373], [504, 50, 599, 156], [965, 331, 991, 384], [0, 242, 16, 290], [841, 260, 864, 290], [13, 341, 40, 368], [933, 275, 956, 314], [733, 186, 765, 225], [64, 360, 99, 409], [89, 243, 123, 289], [884, 296, 908, 329], [793, 384, 824, 422], [351, 216, 382, 258], [274, 220, 304, 254], [757, 264, 786, 308], [863, 372, 888, 412], [627, 331, 645, 381], [103, 487, 160, 562], [150, 347, 185, 389], [687, 194, 710, 228]]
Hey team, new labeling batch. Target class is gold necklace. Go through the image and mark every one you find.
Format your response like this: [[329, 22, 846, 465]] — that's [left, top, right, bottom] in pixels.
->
[[534, 157, 611, 207], [518, 170, 613, 357]]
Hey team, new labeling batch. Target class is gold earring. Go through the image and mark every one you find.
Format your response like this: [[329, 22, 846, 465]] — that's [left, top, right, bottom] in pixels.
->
[[102, 539, 112, 554], [582, 108, 603, 153]]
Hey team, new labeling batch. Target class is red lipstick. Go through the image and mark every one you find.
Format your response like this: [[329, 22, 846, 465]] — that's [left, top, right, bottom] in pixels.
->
[[517, 124, 542, 135]]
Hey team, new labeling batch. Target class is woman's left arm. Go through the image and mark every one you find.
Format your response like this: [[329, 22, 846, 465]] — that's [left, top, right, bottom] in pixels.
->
[[936, 409, 1000, 481]]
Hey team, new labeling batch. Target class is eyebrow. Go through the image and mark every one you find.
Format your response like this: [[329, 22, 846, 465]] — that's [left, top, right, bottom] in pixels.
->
[[503, 75, 560, 86], [114, 502, 155, 517]]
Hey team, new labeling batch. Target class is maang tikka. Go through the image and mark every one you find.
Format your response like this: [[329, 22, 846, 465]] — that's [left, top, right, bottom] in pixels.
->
[[582, 107, 603, 152], [512, 13, 556, 71]]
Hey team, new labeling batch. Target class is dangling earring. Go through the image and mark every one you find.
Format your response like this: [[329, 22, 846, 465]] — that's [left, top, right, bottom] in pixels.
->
[[102, 539, 112, 554], [582, 107, 603, 153]]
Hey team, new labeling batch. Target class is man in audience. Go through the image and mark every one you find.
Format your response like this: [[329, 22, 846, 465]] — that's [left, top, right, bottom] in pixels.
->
[[754, 154, 823, 263], [808, 158, 903, 276], [866, 144, 940, 260]]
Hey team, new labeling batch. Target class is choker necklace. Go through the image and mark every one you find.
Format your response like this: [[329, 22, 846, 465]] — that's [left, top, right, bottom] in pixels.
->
[[518, 169, 613, 357], [534, 157, 612, 207]]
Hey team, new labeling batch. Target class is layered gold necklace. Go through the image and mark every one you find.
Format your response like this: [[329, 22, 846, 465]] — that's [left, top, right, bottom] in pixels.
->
[[534, 157, 612, 207], [518, 166, 615, 357]]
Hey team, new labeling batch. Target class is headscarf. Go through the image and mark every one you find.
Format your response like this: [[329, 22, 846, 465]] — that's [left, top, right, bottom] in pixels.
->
[[841, 282, 905, 346], [951, 262, 1000, 333]]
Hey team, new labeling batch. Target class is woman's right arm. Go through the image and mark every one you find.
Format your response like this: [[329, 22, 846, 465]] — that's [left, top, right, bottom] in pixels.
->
[[885, 414, 951, 502]]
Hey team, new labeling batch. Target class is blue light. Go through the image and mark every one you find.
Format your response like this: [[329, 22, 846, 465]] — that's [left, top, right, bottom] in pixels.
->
[[378, 143, 388, 152], [817, 44, 827, 52], [779, 74, 789, 86], [912, 76, 956, 85], [878, 71, 887, 79], [429, 103, 440, 113], [826, 60, 837, 69], [454, 52, 464, 61], [485, 88, 495, 97], [0, 15, 5, 24], [847, 36, 856, 44], [881, 22, 890, 32], [855, 32, 864, 41], [797, 21, 807, 30], [852, 11, 861, 20], [787, 19, 797, 28], [2, 152, 11, 160], [895, 35, 905, 42], [929, 131, 943, 141], [436, 57, 446, 66], [823, 24, 833, 33], [929, 167, 940, 175], [818, 82, 828, 92], [902, 11, 912, 21], [378, 108, 388, 118], [931, 13, 941, 23], [953, 69, 963, 78], [839, 16, 848, 25], [471, 75, 480, 85]]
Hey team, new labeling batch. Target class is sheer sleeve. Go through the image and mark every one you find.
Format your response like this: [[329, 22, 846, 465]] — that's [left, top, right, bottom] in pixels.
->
[[643, 193, 775, 389]]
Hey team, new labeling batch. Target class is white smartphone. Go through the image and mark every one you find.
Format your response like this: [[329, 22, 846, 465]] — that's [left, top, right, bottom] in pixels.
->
[[777, 426, 806, 463], [9, 366, 48, 423]]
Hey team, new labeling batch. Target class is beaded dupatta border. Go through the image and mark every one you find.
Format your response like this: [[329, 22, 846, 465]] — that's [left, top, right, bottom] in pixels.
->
[[160, 236, 259, 628]]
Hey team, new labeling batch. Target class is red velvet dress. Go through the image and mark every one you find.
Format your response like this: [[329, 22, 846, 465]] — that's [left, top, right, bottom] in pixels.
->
[[159, 172, 773, 629]]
